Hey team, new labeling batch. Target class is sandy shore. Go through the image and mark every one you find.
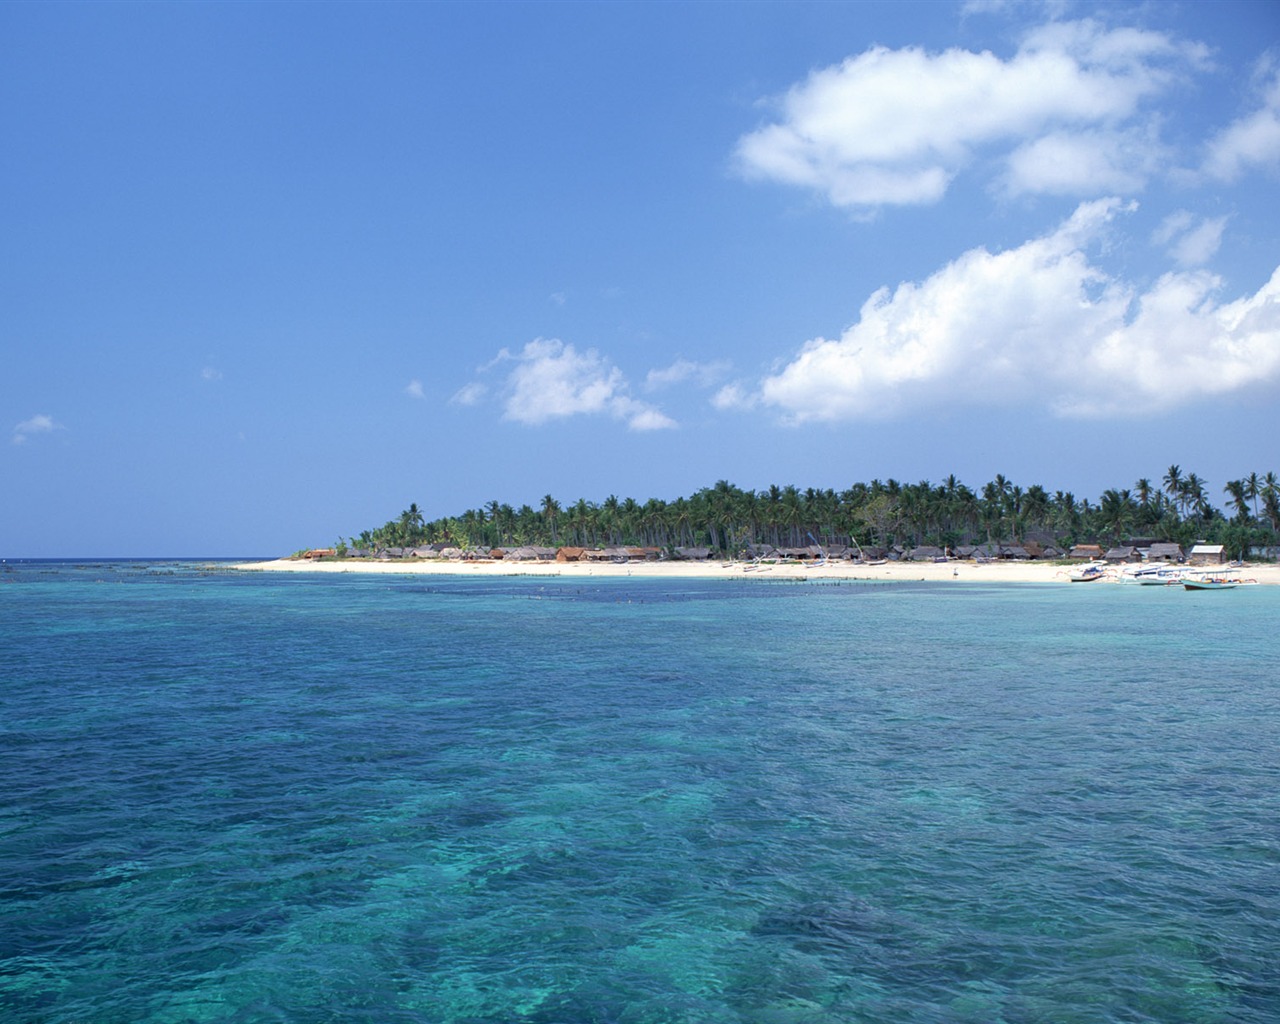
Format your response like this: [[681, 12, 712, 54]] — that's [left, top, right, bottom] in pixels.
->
[[230, 557, 1280, 585]]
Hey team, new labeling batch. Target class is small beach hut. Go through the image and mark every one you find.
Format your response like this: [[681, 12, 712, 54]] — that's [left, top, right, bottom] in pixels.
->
[[1146, 542, 1183, 563], [1069, 544, 1105, 560], [907, 545, 946, 561], [1188, 544, 1226, 565], [1104, 546, 1140, 563], [674, 546, 712, 560]]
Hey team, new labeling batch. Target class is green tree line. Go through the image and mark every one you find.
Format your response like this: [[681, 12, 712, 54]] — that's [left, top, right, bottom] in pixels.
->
[[346, 467, 1280, 561]]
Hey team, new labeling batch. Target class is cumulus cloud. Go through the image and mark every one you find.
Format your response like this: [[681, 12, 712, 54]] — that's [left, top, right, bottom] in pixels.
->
[[1202, 68, 1280, 182], [723, 199, 1280, 421], [735, 18, 1207, 211], [12, 413, 63, 445], [405, 379, 425, 399], [464, 338, 676, 431]]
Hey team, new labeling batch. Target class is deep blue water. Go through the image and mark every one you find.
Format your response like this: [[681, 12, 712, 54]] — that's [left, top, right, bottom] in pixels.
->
[[2, 561, 1277, 1023]]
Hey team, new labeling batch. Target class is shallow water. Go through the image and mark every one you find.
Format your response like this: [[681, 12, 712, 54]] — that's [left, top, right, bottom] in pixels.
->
[[2, 562, 1277, 1022]]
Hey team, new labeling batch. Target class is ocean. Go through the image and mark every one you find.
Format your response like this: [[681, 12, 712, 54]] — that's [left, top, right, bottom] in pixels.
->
[[2, 560, 1277, 1023]]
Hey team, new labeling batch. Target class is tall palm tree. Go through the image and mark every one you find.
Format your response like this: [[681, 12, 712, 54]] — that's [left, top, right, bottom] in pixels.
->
[[1261, 472, 1280, 533], [1246, 472, 1261, 520], [540, 495, 561, 545], [1183, 473, 1209, 522], [1163, 465, 1183, 514]]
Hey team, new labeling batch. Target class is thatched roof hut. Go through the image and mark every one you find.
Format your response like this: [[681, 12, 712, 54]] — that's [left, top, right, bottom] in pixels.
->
[[626, 547, 661, 561], [907, 545, 946, 561], [673, 546, 711, 560], [1069, 544, 1104, 560], [1147, 542, 1183, 563]]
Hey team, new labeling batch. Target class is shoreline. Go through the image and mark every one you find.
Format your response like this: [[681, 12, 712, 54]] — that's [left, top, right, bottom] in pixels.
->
[[229, 558, 1280, 586]]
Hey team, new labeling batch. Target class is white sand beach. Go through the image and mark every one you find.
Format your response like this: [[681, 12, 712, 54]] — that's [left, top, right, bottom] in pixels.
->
[[231, 557, 1280, 585]]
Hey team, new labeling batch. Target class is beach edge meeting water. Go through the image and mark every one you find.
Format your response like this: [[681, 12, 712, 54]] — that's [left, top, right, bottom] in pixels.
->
[[230, 556, 1280, 586]]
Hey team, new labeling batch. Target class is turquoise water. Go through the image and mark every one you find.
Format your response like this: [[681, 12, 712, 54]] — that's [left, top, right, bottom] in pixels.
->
[[2, 561, 1277, 1023]]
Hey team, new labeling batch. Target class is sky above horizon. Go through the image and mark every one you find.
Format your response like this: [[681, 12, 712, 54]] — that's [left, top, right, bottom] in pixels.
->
[[4, 0, 1279, 556]]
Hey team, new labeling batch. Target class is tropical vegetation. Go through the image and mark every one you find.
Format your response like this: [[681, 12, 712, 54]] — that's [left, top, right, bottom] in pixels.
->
[[343, 467, 1280, 562]]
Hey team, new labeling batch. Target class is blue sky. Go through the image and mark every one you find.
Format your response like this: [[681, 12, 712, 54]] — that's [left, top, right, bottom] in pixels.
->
[[4, 0, 1278, 556]]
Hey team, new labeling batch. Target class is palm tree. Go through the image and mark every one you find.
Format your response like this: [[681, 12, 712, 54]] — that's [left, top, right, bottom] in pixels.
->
[[1099, 489, 1132, 542], [780, 486, 803, 547], [1163, 465, 1183, 514], [1261, 472, 1280, 534], [1224, 480, 1249, 523], [1183, 473, 1209, 522], [1246, 472, 1261, 520], [1022, 484, 1050, 535], [541, 495, 561, 544]]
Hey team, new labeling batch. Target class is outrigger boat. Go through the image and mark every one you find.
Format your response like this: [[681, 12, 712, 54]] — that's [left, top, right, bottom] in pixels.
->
[[1182, 570, 1257, 591], [1068, 562, 1109, 582]]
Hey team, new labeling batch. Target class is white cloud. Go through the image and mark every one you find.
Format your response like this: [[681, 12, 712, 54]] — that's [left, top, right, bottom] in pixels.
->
[[1153, 211, 1227, 267], [201, 366, 223, 382], [405, 378, 425, 399], [734, 199, 1280, 421], [1202, 69, 1280, 182], [711, 382, 757, 412], [450, 381, 487, 406], [1004, 125, 1164, 196], [644, 358, 731, 391], [12, 413, 63, 445], [1151, 209, 1194, 245], [468, 338, 676, 431], [735, 18, 1206, 210]]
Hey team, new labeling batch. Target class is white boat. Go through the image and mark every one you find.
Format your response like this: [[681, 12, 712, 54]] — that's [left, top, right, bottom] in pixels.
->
[[1120, 565, 1189, 586]]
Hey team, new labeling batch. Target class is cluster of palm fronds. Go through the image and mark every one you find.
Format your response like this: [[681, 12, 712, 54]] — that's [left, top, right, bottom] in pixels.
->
[[348, 468, 1280, 560]]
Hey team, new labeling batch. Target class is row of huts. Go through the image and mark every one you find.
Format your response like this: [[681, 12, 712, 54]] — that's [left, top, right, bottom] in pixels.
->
[[1070, 542, 1226, 565], [300, 540, 1227, 565]]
